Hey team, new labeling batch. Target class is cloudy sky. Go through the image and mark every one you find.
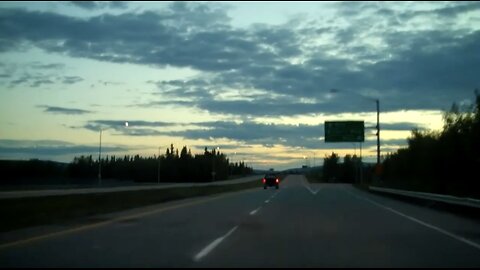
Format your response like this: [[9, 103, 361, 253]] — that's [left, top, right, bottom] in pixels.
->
[[0, 1, 479, 170]]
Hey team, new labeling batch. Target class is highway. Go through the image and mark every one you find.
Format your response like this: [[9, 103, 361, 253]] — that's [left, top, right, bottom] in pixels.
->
[[1, 175, 479, 267]]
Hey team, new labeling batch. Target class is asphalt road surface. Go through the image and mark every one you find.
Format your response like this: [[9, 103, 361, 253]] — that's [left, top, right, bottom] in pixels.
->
[[1, 175, 479, 267]]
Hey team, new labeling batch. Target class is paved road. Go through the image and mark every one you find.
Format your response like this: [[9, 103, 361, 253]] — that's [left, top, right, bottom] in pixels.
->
[[1, 175, 480, 267]]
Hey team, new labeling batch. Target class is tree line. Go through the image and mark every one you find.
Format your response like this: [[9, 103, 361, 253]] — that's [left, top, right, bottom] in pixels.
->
[[0, 145, 253, 185], [322, 153, 370, 183], [382, 91, 480, 198], [70, 144, 252, 183], [307, 153, 374, 184]]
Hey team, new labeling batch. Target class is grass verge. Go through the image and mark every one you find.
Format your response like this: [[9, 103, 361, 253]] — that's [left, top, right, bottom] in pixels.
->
[[0, 180, 261, 233]]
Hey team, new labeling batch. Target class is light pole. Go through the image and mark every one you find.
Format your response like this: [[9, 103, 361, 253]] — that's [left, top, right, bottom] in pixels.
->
[[98, 121, 129, 186]]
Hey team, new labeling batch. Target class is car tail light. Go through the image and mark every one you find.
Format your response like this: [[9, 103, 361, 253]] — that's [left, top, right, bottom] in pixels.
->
[[262, 178, 266, 183], [276, 178, 279, 183]]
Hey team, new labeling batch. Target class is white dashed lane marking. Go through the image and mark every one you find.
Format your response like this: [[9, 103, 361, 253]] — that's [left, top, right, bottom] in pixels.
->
[[193, 226, 239, 262]]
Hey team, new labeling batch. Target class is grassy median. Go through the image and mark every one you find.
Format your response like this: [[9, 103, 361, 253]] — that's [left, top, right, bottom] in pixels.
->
[[0, 180, 262, 232]]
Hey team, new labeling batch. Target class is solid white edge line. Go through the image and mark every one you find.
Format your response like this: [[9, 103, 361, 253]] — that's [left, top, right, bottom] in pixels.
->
[[193, 226, 238, 262], [346, 190, 480, 252]]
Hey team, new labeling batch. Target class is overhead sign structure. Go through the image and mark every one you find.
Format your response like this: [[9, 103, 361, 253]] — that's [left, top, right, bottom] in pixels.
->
[[324, 121, 365, 142]]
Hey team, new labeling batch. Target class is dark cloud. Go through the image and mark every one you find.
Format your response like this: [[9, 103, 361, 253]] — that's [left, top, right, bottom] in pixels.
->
[[7, 75, 55, 88], [146, 29, 478, 116], [70, 1, 97, 10], [0, 4, 277, 71], [70, 1, 128, 10], [182, 121, 323, 144], [381, 138, 408, 146], [39, 105, 93, 115], [80, 120, 179, 136], [146, 98, 331, 117], [98, 80, 124, 86], [30, 62, 65, 70], [380, 122, 426, 131], [0, 2, 478, 116], [108, 1, 128, 9], [121, 129, 165, 137], [9, 76, 30, 87], [190, 144, 245, 151], [9, 74, 56, 88], [6, 73, 83, 88], [62, 76, 83, 84], [79, 119, 413, 149], [31, 79, 54, 88], [396, 2, 480, 21], [0, 145, 123, 156], [432, 2, 480, 17], [0, 139, 127, 156], [89, 119, 177, 128], [161, 121, 413, 149], [334, 1, 379, 17]]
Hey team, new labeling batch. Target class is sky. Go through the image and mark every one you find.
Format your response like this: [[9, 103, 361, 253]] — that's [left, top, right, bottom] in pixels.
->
[[0, 1, 479, 170]]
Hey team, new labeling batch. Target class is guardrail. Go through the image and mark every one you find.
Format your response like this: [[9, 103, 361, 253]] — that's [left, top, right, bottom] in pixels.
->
[[369, 186, 480, 209]]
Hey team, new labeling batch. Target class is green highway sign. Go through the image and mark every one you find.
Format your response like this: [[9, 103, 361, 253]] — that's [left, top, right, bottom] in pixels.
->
[[324, 121, 365, 142]]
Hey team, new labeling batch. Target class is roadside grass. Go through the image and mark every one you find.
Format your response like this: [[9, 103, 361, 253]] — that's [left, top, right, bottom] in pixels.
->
[[0, 179, 262, 232]]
